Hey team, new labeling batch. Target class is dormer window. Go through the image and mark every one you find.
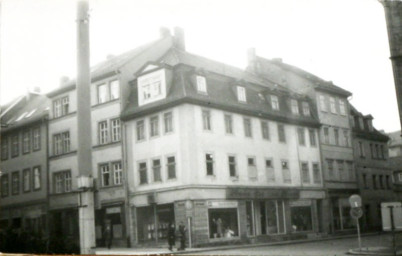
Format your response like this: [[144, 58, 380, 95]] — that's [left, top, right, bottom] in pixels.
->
[[138, 69, 166, 106], [196, 76, 207, 94], [237, 86, 246, 102], [367, 119, 373, 131], [359, 117, 364, 130], [291, 99, 299, 115], [271, 95, 279, 110], [302, 102, 310, 116]]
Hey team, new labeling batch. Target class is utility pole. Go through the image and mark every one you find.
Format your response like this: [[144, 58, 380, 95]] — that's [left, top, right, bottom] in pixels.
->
[[76, 0, 95, 254]]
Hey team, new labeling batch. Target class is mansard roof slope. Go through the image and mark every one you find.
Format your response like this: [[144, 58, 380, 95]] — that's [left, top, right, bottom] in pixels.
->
[[387, 130, 402, 147]]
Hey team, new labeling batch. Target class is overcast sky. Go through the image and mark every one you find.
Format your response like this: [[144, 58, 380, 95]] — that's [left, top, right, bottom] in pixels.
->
[[0, 0, 399, 132]]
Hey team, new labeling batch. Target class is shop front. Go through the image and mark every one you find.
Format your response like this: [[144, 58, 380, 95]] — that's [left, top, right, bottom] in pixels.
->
[[331, 197, 355, 231], [95, 204, 126, 247], [207, 201, 239, 240]]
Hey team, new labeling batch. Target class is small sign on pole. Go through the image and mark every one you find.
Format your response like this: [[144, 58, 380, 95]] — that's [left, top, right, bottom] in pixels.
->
[[349, 195, 363, 252]]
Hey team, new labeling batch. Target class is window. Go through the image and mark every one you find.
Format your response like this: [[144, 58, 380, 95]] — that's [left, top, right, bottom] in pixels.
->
[[53, 96, 69, 118], [248, 157, 257, 180], [319, 95, 327, 111], [359, 142, 365, 158], [167, 156, 176, 179], [139, 162, 148, 184], [228, 156, 237, 177], [302, 102, 310, 116], [367, 119, 373, 131], [113, 162, 122, 185], [266, 159, 275, 182], [327, 159, 334, 179], [100, 164, 111, 186], [313, 163, 321, 184], [138, 69, 166, 106], [237, 86, 246, 102], [1, 174, 9, 197], [164, 112, 173, 133], [196, 76, 207, 93], [379, 175, 384, 189], [244, 118, 252, 137], [334, 128, 339, 146], [330, 97, 336, 113], [53, 131, 70, 155], [309, 129, 316, 147], [271, 95, 279, 110], [22, 130, 30, 154], [372, 175, 377, 189], [282, 160, 291, 183], [298, 128, 305, 146], [150, 116, 159, 137], [323, 127, 329, 144], [202, 110, 211, 131], [110, 80, 120, 100], [224, 114, 233, 134], [11, 171, 20, 195], [261, 121, 269, 140], [386, 175, 391, 189], [1, 137, 8, 160], [11, 134, 19, 157], [152, 159, 162, 182], [206, 153, 214, 176], [290, 201, 313, 232], [359, 117, 364, 130], [32, 127, 40, 151], [370, 143, 374, 158], [363, 174, 368, 189], [54, 171, 71, 193], [33, 166, 41, 190], [337, 160, 345, 181], [339, 100, 346, 115], [343, 129, 349, 147], [346, 161, 354, 181], [98, 83, 108, 103], [301, 162, 310, 183], [380, 145, 385, 159], [23, 168, 31, 192], [375, 144, 379, 159], [278, 124, 286, 143], [99, 121, 109, 144], [111, 119, 121, 142], [291, 99, 299, 115], [136, 120, 145, 141]]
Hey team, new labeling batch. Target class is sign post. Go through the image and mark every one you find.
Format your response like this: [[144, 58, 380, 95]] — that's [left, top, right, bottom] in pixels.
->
[[349, 195, 363, 252]]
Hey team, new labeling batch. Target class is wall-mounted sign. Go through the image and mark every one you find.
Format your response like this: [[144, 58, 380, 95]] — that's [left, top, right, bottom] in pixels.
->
[[226, 188, 299, 199], [106, 206, 121, 214], [207, 200, 238, 208]]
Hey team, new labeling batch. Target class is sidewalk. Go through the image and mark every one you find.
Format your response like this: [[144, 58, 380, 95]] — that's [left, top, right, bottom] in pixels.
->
[[94, 232, 382, 255]]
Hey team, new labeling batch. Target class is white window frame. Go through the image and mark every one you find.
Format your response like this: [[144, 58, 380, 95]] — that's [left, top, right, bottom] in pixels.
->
[[136, 120, 145, 141], [113, 161, 123, 185], [339, 99, 346, 115], [205, 152, 214, 176], [167, 155, 176, 179], [138, 69, 166, 106], [99, 120, 109, 145], [261, 121, 269, 140], [111, 118, 121, 142], [302, 102, 310, 116], [196, 75, 207, 94], [319, 95, 327, 112], [202, 110, 212, 131], [301, 162, 310, 184], [228, 155, 237, 178], [291, 99, 299, 115], [237, 86, 246, 102], [150, 115, 159, 137], [164, 112, 173, 133], [271, 95, 279, 110], [224, 114, 233, 134], [330, 97, 336, 114]]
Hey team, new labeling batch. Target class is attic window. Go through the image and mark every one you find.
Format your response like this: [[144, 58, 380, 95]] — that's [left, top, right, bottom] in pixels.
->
[[367, 119, 373, 132], [237, 86, 246, 102], [138, 69, 166, 106], [302, 102, 310, 116], [15, 112, 28, 122], [290, 99, 299, 115], [196, 76, 207, 94], [271, 95, 279, 110]]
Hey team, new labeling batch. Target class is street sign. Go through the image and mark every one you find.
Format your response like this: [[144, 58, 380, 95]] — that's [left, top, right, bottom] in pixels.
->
[[381, 202, 402, 231], [350, 207, 363, 219], [349, 194, 362, 208]]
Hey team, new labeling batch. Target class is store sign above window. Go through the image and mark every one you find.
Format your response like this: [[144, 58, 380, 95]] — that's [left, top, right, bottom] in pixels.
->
[[226, 188, 299, 199], [207, 201, 238, 208]]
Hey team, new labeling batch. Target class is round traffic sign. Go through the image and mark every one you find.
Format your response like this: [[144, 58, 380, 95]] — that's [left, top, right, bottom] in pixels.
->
[[349, 194, 362, 208], [350, 207, 363, 219]]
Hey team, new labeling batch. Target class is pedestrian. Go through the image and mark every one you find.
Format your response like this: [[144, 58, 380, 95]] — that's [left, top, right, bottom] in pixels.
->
[[103, 222, 112, 249], [167, 222, 176, 251], [178, 221, 186, 251]]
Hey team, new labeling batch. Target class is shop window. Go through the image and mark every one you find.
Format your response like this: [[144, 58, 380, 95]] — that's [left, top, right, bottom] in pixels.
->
[[206, 153, 214, 176], [136, 204, 174, 242], [257, 200, 285, 235], [209, 208, 238, 238], [224, 114, 233, 134], [290, 201, 313, 232]]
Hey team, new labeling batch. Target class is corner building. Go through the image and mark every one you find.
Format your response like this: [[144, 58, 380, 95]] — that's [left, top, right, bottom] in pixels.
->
[[122, 45, 326, 246]]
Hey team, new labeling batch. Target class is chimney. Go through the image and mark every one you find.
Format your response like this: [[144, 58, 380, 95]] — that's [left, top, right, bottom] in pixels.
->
[[159, 27, 171, 38], [60, 76, 69, 87], [173, 27, 185, 51]]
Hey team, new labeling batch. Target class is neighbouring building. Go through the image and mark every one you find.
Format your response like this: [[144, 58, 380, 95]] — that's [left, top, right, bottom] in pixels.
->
[[350, 104, 395, 231], [388, 130, 402, 201], [0, 91, 50, 235], [247, 50, 357, 233], [121, 33, 326, 246]]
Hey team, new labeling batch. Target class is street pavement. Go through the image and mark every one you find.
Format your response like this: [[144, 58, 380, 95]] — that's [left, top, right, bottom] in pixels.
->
[[95, 233, 400, 256]]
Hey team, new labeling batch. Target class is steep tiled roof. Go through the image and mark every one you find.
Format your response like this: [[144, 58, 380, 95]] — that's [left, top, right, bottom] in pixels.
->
[[349, 104, 389, 142], [47, 38, 165, 97], [122, 64, 320, 128], [253, 57, 352, 97], [1, 93, 50, 132], [388, 130, 402, 147]]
